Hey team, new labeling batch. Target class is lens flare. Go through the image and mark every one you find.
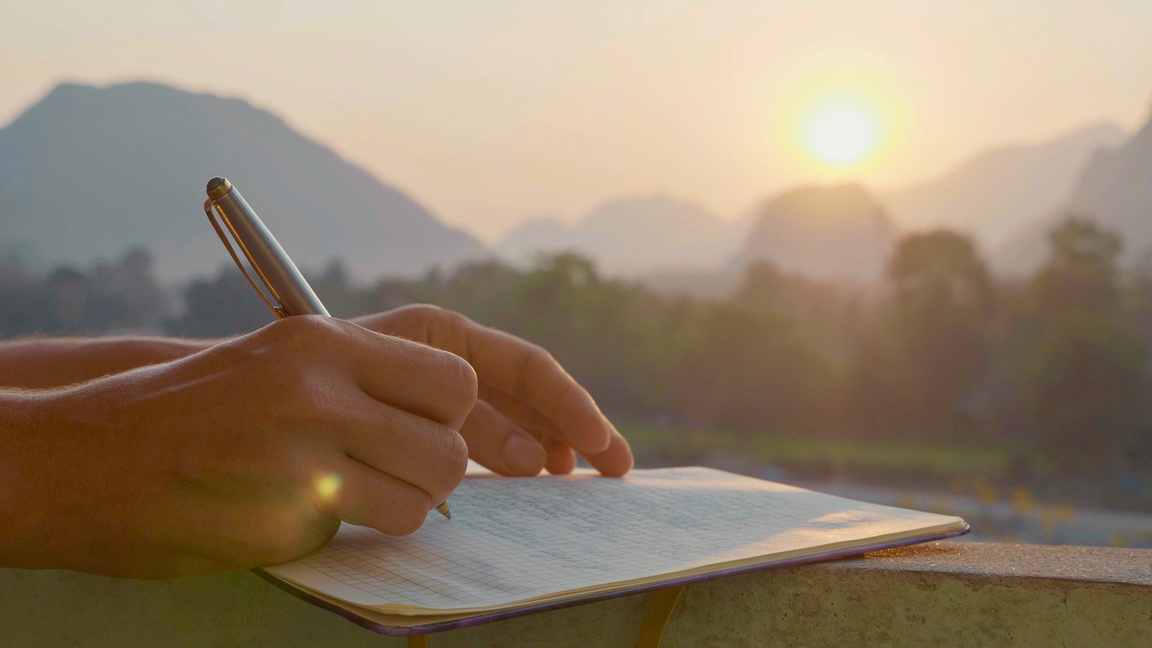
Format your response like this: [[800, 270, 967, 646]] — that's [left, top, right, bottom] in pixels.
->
[[313, 473, 343, 502]]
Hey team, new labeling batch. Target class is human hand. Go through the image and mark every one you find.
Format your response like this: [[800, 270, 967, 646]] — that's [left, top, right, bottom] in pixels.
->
[[353, 305, 633, 478], [0, 316, 475, 577]]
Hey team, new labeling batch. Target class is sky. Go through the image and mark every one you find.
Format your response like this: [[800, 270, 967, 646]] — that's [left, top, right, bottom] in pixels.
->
[[3, 0, 1152, 241]]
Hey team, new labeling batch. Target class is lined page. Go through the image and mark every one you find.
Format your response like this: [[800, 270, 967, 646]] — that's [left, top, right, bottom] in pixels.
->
[[265, 467, 963, 614]]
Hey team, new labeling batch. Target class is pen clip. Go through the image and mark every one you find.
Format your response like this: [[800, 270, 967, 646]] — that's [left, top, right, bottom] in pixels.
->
[[204, 198, 289, 319]]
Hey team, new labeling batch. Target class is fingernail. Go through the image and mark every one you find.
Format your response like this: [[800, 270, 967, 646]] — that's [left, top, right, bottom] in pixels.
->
[[502, 433, 546, 475]]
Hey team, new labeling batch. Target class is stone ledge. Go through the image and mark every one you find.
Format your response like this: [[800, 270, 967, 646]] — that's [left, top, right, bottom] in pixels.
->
[[826, 541, 1152, 586], [0, 542, 1149, 647]]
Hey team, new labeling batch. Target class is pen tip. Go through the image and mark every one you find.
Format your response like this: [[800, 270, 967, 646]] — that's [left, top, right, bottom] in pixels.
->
[[435, 502, 451, 520]]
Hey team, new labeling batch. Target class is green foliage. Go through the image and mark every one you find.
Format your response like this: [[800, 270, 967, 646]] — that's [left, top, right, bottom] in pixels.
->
[[1029, 313, 1146, 473], [1029, 217, 1122, 318], [165, 267, 271, 337], [5, 216, 1151, 483], [1021, 218, 1148, 474], [872, 230, 996, 435], [666, 302, 836, 433]]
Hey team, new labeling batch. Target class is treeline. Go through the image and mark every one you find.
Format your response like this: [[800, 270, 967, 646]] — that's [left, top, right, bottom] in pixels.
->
[[0, 248, 166, 335], [2, 218, 1151, 477]]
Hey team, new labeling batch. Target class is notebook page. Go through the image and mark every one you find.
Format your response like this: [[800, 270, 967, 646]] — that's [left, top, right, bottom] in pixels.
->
[[265, 467, 963, 614]]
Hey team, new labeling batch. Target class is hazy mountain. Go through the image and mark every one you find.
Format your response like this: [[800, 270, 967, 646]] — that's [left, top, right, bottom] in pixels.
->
[[731, 184, 897, 281], [0, 82, 484, 283], [497, 195, 749, 276], [883, 122, 1126, 250], [995, 109, 1152, 276]]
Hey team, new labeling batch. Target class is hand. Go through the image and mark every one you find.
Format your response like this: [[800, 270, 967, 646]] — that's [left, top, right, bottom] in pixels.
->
[[353, 305, 633, 478], [0, 316, 476, 577]]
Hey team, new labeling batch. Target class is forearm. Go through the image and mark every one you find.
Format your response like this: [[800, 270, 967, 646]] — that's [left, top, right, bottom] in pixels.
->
[[0, 388, 63, 568], [0, 337, 210, 389]]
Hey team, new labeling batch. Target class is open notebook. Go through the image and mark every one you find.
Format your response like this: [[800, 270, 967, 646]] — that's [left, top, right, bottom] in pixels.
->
[[261, 467, 968, 634]]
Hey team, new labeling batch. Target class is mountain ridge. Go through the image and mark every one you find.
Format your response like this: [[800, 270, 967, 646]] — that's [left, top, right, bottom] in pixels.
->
[[731, 184, 897, 282], [882, 122, 1126, 251], [0, 81, 485, 282], [497, 194, 749, 276], [994, 107, 1152, 275]]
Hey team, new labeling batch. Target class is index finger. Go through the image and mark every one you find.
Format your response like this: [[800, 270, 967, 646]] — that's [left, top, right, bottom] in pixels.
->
[[426, 312, 617, 459], [480, 385, 633, 477]]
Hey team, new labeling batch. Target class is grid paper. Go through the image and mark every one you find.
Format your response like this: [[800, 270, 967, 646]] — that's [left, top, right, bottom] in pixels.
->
[[265, 467, 961, 612]]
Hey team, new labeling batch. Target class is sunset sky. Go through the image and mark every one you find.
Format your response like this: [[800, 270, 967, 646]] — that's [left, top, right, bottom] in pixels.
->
[[3, 0, 1151, 240]]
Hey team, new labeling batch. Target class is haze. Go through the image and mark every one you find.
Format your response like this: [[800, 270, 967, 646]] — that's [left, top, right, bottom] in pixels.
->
[[3, 0, 1151, 241]]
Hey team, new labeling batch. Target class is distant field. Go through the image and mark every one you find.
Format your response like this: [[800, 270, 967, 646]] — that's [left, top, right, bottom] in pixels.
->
[[621, 424, 1014, 477], [619, 424, 1151, 512]]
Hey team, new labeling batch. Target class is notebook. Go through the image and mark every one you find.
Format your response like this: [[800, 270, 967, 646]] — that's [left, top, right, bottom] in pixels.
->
[[260, 466, 968, 635]]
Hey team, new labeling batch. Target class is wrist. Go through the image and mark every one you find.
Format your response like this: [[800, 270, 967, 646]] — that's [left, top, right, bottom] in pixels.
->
[[109, 337, 211, 367], [0, 337, 211, 389]]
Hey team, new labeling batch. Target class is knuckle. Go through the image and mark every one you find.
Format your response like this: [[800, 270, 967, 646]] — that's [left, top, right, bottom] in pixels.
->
[[408, 303, 447, 320], [516, 344, 556, 394], [434, 306, 470, 329], [419, 426, 468, 503], [270, 313, 327, 337], [429, 308, 476, 346], [440, 429, 470, 483], [530, 344, 556, 368], [268, 315, 346, 352], [437, 350, 478, 414]]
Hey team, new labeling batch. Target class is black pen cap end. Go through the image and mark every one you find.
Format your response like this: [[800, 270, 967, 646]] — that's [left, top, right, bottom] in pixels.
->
[[206, 177, 232, 199]]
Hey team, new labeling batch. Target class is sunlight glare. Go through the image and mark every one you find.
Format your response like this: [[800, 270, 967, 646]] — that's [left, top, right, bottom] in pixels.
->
[[772, 68, 907, 179], [803, 101, 879, 166]]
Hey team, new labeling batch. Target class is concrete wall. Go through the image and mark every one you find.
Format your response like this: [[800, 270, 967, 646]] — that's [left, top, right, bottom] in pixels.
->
[[1, 542, 1149, 647]]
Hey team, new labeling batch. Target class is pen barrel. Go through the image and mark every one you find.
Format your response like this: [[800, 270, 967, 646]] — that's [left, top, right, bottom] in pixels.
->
[[212, 186, 329, 317]]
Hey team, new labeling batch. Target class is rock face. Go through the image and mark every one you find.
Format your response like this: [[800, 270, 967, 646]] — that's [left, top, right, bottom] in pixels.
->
[[996, 109, 1152, 276], [497, 195, 748, 276], [0, 82, 485, 282], [731, 184, 898, 282], [884, 123, 1125, 250], [1065, 111, 1152, 255]]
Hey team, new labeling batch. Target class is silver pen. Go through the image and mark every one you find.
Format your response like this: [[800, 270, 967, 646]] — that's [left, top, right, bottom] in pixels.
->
[[203, 177, 452, 520]]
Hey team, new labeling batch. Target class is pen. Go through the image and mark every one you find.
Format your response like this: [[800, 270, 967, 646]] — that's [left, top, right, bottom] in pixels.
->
[[203, 177, 452, 520]]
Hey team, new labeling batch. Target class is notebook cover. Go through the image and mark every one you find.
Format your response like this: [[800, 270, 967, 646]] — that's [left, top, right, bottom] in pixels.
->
[[253, 523, 969, 637]]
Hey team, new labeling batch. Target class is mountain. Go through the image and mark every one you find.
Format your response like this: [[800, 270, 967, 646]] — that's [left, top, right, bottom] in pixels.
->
[[995, 109, 1152, 276], [884, 123, 1126, 250], [731, 184, 897, 281], [496, 195, 749, 276], [0, 82, 484, 282]]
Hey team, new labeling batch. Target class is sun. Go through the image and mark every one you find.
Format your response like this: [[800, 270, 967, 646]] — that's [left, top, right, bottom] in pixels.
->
[[802, 99, 880, 167], [772, 71, 905, 178]]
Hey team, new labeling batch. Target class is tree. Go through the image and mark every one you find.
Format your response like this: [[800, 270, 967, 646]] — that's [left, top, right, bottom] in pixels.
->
[[734, 260, 855, 361], [1030, 314, 1146, 473], [165, 267, 272, 337], [1029, 217, 1122, 318], [89, 247, 167, 331], [1024, 217, 1148, 473], [876, 230, 995, 436], [666, 302, 836, 435]]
